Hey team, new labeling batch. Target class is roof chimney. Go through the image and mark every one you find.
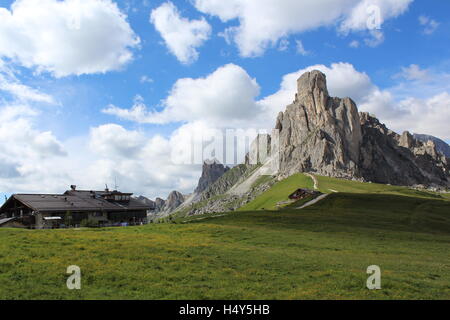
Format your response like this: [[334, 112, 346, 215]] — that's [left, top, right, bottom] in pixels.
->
[[70, 185, 76, 191]]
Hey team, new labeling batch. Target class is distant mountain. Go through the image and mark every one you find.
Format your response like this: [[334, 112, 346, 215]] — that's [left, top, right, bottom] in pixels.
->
[[137, 196, 155, 208], [194, 160, 230, 194], [413, 134, 450, 158]]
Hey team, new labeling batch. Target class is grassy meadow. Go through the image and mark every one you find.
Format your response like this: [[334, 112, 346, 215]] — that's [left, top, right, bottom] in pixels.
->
[[0, 174, 449, 300]]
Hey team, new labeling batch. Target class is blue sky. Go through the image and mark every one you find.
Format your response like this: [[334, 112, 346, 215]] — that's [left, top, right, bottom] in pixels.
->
[[0, 0, 449, 202]]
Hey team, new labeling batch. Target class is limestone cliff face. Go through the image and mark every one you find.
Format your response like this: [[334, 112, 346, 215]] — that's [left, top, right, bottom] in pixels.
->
[[275, 70, 450, 188], [276, 70, 362, 179]]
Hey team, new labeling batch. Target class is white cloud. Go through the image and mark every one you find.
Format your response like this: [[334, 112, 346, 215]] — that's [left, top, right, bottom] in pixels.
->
[[103, 63, 262, 126], [89, 124, 145, 158], [87, 123, 201, 198], [140, 75, 154, 84], [194, 0, 412, 56], [0, 105, 66, 159], [363, 30, 385, 47], [419, 15, 439, 35], [150, 1, 211, 64], [0, 74, 55, 104], [0, 0, 140, 77], [295, 40, 310, 56], [0, 58, 56, 104], [339, 0, 412, 32], [395, 64, 430, 82], [0, 104, 69, 194]]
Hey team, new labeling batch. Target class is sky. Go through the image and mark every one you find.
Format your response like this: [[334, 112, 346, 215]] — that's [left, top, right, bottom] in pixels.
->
[[0, 0, 449, 202]]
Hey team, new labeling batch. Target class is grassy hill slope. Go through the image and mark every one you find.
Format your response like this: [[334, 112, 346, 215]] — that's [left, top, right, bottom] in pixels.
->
[[0, 187, 449, 299], [240, 173, 448, 211]]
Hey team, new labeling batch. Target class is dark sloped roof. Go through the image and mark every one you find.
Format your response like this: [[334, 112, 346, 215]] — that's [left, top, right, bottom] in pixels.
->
[[10, 190, 151, 213]]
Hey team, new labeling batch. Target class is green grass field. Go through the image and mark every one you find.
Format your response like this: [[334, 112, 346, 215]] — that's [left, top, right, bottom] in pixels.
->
[[0, 175, 449, 300]]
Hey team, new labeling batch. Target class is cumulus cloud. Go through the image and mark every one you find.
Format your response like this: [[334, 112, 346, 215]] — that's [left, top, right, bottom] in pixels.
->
[[0, 105, 66, 159], [0, 104, 69, 194], [150, 1, 211, 64], [193, 0, 412, 56], [339, 0, 412, 32], [87, 123, 202, 198], [103, 64, 262, 126], [0, 0, 140, 77], [89, 124, 145, 158]]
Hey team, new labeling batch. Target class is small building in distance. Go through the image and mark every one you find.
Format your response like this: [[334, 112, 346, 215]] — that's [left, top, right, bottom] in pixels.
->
[[288, 188, 320, 200], [0, 185, 154, 229]]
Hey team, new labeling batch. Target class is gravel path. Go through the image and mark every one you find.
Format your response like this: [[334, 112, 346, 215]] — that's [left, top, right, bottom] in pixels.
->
[[305, 173, 318, 190], [296, 193, 330, 209]]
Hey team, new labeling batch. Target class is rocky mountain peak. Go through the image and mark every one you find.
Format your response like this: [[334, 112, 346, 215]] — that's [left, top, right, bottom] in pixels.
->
[[194, 159, 230, 194], [277, 70, 362, 179], [399, 131, 416, 149], [296, 70, 329, 109]]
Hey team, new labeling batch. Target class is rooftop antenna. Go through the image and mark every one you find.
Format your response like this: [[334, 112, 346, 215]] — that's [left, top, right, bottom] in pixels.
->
[[114, 176, 119, 191]]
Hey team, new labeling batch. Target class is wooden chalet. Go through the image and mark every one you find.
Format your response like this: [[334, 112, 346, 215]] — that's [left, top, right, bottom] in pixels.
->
[[0, 185, 153, 229], [288, 188, 320, 200]]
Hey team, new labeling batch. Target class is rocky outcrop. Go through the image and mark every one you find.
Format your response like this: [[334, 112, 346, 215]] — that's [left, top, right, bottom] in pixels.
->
[[359, 114, 449, 187], [163, 191, 186, 213], [413, 133, 450, 158], [145, 191, 186, 218], [276, 70, 362, 179], [154, 197, 166, 212], [177, 164, 276, 217], [194, 160, 230, 194], [200, 164, 257, 201], [275, 70, 449, 188]]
